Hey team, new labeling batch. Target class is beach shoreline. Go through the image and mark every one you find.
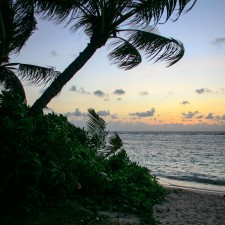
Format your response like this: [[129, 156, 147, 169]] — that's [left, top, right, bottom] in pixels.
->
[[100, 185, 225, 225], [158, 176, 225, 195], [153, 187, 225, 225]]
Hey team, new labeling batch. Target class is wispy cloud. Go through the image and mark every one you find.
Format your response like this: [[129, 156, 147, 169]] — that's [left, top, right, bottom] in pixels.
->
[[94, 90, 106, 97], [113, 89, 125, 95], [70, 85, 90, 95], [111, 114, 118, 119], [195, 88, 212, 94], [130, 108, 155, 118], [204, 113, 225, 121], [212, 37, 225, 45], [64, 108, 87, 117], [180, 101, 190, 105], [182, 111, 199, 119], [117, 98, 122, 101], [196, 115, 204, 119], [205, 113, 214, 120], [139, 91, 149, 96], [51, 50, 58, 57], [96, 110, 110, 117], [70, 85, 77, 91]]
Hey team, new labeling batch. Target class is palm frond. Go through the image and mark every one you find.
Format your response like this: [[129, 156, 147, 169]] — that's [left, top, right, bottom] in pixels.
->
[[108, 38, 142, 70], [0, 0, 36, 57], [105, 132, 123, 157], [87, 108, 107, 138], [35, 0, 89, 23], [0, 67, 26, 101], [17, 63, 61, 86], [129, 30, 184, 66], [130, 0, 197, 26]]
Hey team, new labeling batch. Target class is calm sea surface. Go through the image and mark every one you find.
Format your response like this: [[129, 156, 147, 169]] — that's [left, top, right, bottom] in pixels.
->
[[118, 132, 225, 193]]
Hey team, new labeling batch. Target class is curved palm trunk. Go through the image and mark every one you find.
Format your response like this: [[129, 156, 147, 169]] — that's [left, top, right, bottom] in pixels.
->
[[30, 41, 99, 114]]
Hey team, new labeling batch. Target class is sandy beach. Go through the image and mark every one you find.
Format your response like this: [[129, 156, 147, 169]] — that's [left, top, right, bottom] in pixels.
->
[[100, 187, 225, 225], [153, 188, 225, 225]]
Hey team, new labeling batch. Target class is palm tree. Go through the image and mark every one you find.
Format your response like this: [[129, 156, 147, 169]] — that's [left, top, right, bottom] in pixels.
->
[[0, 0, 60, 102], [30, 0, 197, 114], [87, 108, 123, 157]]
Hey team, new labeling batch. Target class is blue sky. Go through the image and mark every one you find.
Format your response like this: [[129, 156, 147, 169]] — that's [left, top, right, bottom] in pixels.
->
[[12, 0, 225, 131]]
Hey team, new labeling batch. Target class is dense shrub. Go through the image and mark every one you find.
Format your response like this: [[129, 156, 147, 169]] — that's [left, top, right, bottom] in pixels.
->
[[0, 91, 87, 212], [0, 91, 165, 224]]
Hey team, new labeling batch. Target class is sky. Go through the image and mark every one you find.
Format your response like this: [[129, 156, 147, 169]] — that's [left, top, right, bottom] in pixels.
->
[[11, 0, 225, 131]]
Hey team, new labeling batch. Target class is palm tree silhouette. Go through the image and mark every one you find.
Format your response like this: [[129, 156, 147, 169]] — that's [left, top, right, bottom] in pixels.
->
[[30, 0, 197, 114], [0, 0, 60, 102]]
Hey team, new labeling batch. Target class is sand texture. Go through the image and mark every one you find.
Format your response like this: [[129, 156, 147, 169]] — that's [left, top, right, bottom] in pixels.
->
[[153, 189, 225, 225]]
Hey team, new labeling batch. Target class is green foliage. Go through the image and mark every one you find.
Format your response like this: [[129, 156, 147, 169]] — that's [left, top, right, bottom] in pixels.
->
[[0, 91, 165, 224], [0, 91, 87, 212]]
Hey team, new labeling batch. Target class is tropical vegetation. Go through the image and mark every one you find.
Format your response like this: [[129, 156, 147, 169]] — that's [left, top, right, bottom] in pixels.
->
[[0, 0, 197, 224], [0, 90, 166, 224], [0, 0, 60, 102]]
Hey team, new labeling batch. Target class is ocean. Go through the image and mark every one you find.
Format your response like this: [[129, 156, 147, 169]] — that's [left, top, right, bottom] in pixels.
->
[[118, 131, 225, 193]]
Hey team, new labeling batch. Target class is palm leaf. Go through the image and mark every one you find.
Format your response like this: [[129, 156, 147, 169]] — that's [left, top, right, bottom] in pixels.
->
[[0, 67, 26, 101], [131, 0, 197, 26], [35, 0, 89, 23], [129, 30, 184, 66], [87, 108, 108, 152], [108, 38, 142, 70], [87, 108, 107, 138], [1, 0, 36, 55], [16, 63, 61, 86], [104, 132, 123, 157]]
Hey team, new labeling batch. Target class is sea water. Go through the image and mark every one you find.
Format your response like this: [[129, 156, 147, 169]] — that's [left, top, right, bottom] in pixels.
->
[[118, 132, 225, 193]]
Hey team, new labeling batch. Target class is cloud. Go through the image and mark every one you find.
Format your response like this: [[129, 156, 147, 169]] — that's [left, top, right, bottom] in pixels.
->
[[70, 85, 77, 91], [64, 108, 86, 117], [117, 98, 122, 101], [212, 37, 225, 45], [111, 114, 118, 119], [180, 101, 190, 105], [130, 108, 156, 118], [51, 50, 58, 57], [94, 90, 106, 97], [182, 111, 199, 119], [196, 115, 204, 119], [139, 91, 149, 96], [96, 110, 110, 117], [205, 113, 214, 120], [113, 89, 125, 95], [195, 88, 212, 94], [70, 85, 90, 95], [80, 87, 91, 95]]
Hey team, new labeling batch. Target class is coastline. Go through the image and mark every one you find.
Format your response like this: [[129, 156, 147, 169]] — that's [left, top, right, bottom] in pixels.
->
[[153, 187, 225, 225], [158, 176, 225, 194], [101, 186, 225, 225]]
